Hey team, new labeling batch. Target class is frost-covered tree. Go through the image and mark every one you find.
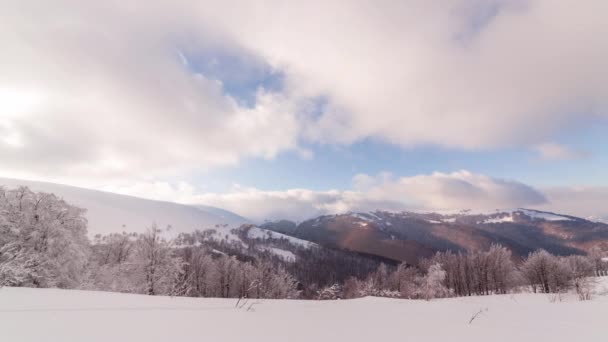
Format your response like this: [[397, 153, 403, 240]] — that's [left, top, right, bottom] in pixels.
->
[[419, 263, 449, 300], [521, 250, 553, 293], [566, 255, 595, 300], [342, 276, 362, 299], [427, 245, 518, 297], [180, 247, 216, 297], [92, 232, 136, 266], [373, 263, 389, 291], [132, 226, 184, 295], [521, 250, 572, 294], [317, 283, 342, 300], [393, 263, 418, 298], [487, 244, 518, 294], [589, 246, 607, 276], [213, 254, 239, 298], [0, 187, 89, 288]]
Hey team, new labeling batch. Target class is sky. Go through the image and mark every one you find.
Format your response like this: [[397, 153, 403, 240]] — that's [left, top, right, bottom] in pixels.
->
[[2, 0, 608, 222]]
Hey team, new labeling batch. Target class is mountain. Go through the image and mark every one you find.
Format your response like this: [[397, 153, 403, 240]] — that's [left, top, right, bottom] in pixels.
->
[[287, 209, 608, 264], [3, 177, 607, 265], [259, 220, 298, 235], [0, 177, 249, 236]]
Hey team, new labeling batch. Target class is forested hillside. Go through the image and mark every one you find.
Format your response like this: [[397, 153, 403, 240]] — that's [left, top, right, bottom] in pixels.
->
[[2, 186, 607, 301]]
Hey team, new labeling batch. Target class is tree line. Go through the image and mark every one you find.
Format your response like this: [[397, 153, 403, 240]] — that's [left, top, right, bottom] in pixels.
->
[[320, 243, 606, 301]]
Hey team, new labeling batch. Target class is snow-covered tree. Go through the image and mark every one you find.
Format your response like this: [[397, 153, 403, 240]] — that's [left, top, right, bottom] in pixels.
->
[[213, 254, 239, 298], [521, 250, 572, 294], [132, 226, 184, 295], [566, 255, 595, 300], [487, 244, 518, 294], [589, 246, 607, 276], [419, 263, 449, 300], [393, 263, 418, 298], [92, 232, 136, 266], [181, 247, 216, 297], [521, 250, 554, 293], [317, 283, 342, 300], [0, 187, 89, 288], [342, 276, 362, 299]]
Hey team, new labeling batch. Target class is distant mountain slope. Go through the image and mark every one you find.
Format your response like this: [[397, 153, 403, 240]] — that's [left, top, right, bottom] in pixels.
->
[[290, 209, 608, 264], [0, 177, 249, 235], [259, 220, 298, 235], [3, 177, 607, 265]]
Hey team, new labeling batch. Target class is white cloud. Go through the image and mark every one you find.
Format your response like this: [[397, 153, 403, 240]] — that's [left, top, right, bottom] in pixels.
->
[[533, 142, 589, 161], [2, 1, 608, 186], [203, 0, 608, 149], [35, 170, 608, 224], [0, 2, 300, 184], [361, 170, 547, 212], [104, 171, 547, 222], [536, 187, 608, 222]]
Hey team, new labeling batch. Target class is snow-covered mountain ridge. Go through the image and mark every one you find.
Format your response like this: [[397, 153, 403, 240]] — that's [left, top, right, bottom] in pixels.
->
[[0, 177, 249, 236], [286, 209, 608, 264], [3, 177, 608, 266]]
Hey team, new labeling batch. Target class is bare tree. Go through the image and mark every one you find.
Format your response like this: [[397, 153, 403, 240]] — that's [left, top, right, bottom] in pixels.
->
[[566, 255, 595, 300], [589, 246, 607, 276], [521, 250, 554, 293], [133, 225, 183, 295]]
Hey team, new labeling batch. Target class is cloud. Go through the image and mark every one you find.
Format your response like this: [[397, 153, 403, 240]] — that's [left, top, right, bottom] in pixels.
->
[[536, 187, 608, 222], [363, 170, 547, 212], [0, 2, 300, 184], [104, 171, 547, 222], [203, 0, 608, 149], [533, 142, 589, 161], [2, 1, 608, 186]]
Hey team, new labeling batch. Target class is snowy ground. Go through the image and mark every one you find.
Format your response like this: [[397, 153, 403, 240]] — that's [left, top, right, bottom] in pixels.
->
[[1, 279, 607, 342]]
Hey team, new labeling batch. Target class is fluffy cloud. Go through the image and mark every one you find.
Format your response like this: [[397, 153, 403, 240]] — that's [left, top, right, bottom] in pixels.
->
[[537, 187, 608, 222], [359, 171, 547, 212], [203, 0, 608, 149], [0, 2, 300, 183], [108, 173, 608, 224], [2, 1, 608, 185], [105, 171, 547, 222], [533, 142, 589, 161]]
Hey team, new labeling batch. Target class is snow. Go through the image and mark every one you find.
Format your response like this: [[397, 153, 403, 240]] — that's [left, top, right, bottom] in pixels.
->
[[516, 209, 573, 221], [207, 227, 246, 246], [1, 280, 607, 342], [432, 208, 574, 222], [352, 213, 374, 222], [484, 215, 514, 224], [0, 177, 249, 236], [260, 247, 297, 262], [211, 248, 227, 256], [480, 209, 573, 224], [367, 212, 382, 220], [587, 216, 608, 224], [247, 227, 315, 248]]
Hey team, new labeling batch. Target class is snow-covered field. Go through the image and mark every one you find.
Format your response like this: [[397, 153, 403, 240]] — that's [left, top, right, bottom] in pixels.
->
[[1, 279, 607, 342]]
